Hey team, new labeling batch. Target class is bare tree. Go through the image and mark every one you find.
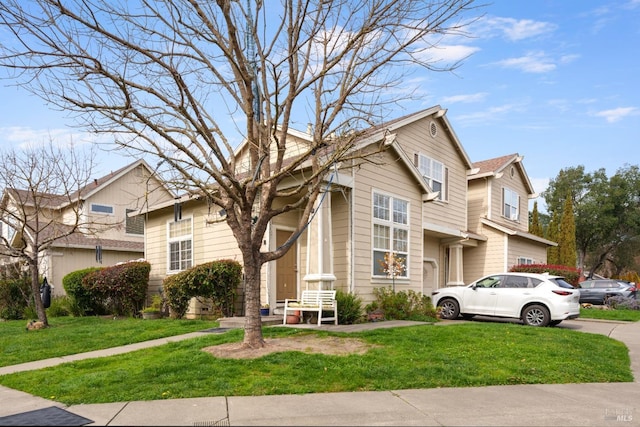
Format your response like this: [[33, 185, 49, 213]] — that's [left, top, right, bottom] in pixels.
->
[[0, 142, 96, 325], [0, 0, 480, 347]]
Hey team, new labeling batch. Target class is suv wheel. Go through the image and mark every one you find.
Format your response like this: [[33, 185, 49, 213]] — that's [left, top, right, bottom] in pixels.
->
[[522, 304, 550, 327], [438, 299, 460, 320]]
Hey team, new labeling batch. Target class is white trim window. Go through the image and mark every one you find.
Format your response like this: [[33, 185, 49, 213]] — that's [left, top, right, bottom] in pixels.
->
[[417, 154, 447, 201], [372, 191, 409, 277], [90, 203, 114, 215], [503, 187, 520, 221], [517, 257, 534, 265], [168, 217, 193, 272]]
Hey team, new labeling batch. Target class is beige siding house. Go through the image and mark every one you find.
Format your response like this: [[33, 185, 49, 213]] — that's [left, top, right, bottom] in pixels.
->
[[464, 154, 555, 282], [140, 107, 551, 318], [0, 160, 175, 296]]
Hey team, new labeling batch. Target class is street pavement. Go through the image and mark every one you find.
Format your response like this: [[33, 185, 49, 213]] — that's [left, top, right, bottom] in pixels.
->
[[0, 318, 638, 426]]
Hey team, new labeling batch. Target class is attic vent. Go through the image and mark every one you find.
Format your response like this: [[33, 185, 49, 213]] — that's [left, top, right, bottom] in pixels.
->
[[510, 166, 515, 178], [429, 121, 438, 138]]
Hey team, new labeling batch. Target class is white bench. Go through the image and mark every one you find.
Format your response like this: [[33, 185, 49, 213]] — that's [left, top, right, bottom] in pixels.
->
[[282, 290, 338, 325]]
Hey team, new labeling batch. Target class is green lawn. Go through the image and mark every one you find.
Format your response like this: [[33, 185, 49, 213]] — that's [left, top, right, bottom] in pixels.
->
[[0, 316, 220, 367], [0, 315, 633, 405], [579, 307, 640, 322]]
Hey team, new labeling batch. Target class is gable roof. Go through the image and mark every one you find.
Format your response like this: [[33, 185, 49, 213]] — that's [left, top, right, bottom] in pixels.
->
[[363, 106, 474, 170], [13, 219, 144, 252], [481, 218, 557, 247], [2, 159, 169, 211], [469, 153, 537, 196], [138, 106, 471, 212], [72, 159, 166, 201]]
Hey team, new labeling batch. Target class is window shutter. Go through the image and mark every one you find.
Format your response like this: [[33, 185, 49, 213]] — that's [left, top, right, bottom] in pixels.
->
[[502, 187, 506, 217], [444, 167, 449, 201]]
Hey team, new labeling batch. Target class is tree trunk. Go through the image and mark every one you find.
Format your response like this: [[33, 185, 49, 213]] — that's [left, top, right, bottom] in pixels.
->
[[30, 262, 48, 326], [241, 251, 265, 348]]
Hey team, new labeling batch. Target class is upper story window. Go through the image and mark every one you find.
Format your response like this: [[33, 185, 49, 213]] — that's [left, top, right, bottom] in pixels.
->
[[168, 217, 193, 272], [416, 154, 447, 201], [372, 191, 409, 278], [90, 203, 114, 215], [503, 187, 520, 221], [125, 209, 144, 235], [517, 256, 534, 265]]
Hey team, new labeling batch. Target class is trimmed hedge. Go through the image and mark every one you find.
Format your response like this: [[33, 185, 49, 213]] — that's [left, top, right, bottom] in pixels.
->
[[82, 261, 151, 316], [63, 267, 104, 316], [509, 264, 582, 286], [163, 260, 242, 319]]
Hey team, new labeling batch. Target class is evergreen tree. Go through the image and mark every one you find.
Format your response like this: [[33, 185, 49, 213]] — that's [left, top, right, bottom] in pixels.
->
[[547, 210, 559, 265], [558, 194, 577, 268], [529, 201, 544, 237]]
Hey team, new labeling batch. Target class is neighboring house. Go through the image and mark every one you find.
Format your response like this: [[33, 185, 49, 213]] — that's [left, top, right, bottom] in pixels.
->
[[0, 160, 175, 296], [141, 106, 549, 318], [464, 154, 556, 282]]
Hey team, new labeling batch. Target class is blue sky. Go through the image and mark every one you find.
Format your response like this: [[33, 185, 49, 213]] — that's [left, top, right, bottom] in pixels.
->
[[1, 0, 638, 213]]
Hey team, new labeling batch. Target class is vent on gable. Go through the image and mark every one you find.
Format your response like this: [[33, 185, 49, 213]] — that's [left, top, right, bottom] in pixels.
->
[[429, 121, 438, 138]]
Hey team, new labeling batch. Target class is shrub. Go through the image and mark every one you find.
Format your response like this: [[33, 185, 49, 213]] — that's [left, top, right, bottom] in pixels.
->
[[47, 296, 73, 317], [367, 287, 437, 321], [163, 260, 242, 319], [0, 277, 31, 320], [335, 289, 363, 324], [83, 261, 151, 316], [509, 264, 582, 286], [63, 267, 104, 316], [607, 296, 640, 310]]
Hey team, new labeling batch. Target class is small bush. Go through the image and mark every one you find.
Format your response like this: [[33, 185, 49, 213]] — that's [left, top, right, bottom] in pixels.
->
[[335, 290, 363, 324], [509, 264, 582, 286], [0, 276, 31, 320], [47, 296, 73, 317], [83, 261, 151, 316], [367, 287, 437, 321], [607, 296, 640, 310], [163, 260, 242, 319], [63, 267, 104, 315]]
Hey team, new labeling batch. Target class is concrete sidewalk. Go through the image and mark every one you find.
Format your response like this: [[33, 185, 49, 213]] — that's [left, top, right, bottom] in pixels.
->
[[1, 319, 638, 426]]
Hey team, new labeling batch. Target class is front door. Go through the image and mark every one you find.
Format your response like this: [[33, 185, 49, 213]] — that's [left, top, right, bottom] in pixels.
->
[[276, 230, 297, 301]]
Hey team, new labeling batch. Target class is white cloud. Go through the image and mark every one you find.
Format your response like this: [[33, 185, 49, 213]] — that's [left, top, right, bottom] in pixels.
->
[[416, 43, 480, 65], [478, 17, 557, 41], [0, 126, 90, 148], [625, 0, 640, 9], [528, 178, 550, 213], [494, 51, 556, 73], [593, 107, 638, 123], [456, 103, 523, 125], [547, 99, 571, 113], [559, 54, 580, 64], [530, 177, 550, 197], [441, 92, 488, 104]]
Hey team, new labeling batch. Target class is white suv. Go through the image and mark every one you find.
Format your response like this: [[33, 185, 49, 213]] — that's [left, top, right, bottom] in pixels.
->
[[431, 272, 580, 326]]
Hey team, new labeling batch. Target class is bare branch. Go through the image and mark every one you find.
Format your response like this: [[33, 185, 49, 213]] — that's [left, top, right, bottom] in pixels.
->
[[0, 0, 482, 346]]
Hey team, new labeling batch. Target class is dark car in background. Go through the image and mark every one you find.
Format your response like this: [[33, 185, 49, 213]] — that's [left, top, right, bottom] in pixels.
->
[[578, 279, 637, 305]]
